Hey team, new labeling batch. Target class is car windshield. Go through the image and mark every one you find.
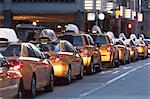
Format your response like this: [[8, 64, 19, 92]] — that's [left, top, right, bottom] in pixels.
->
[[91, 35, 107, 44], [59, 36, 83, 46], [0, 53, 4, 58], [115, 41, 124, 46], [1, 45, 21, 57], [36, 43, 51, 52], [144, 40, 150, 46], [50, 42, 61, 52]]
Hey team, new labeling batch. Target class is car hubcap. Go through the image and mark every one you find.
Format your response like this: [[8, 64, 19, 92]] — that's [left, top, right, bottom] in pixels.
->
[[31, 78, 36, 96], [50, 73, 54, 87], [68, 69, 71, 82], [81, 66, 84, 77], [91, 62, 94, 73]]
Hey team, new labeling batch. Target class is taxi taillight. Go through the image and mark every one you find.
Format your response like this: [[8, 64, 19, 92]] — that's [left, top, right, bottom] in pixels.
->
[[10, 60, 24, 70], [107, 46, 112, 52], [83, 48, 88, 55], [49, 55, 63, 62]]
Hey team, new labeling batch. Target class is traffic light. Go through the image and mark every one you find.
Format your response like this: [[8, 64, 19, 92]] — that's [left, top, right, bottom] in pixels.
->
[[128, 23, 133, 29]]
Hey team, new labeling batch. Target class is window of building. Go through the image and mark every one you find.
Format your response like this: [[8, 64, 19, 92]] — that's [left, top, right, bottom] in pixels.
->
[[0, 0, 3, 3], [12, 0, 75, 3]]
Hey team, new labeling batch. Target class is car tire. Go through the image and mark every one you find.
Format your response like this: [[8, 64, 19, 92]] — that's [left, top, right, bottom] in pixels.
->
[[115, 58, 120, 67], [65, 67, 72, 84], [76, 65, 84, 80], [96, 61, 102, 72], [44, 69, 54, 92], [110, 58, 115, 68], [28, 76, 36, 98], [87, 60, 94, 75], [127, 56, 131, 64], [18, 78, 25, 99]]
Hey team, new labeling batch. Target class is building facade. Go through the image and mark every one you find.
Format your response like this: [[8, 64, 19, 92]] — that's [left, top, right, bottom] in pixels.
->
[[0, 0, 145, 37], [143, 0, 150, 38]]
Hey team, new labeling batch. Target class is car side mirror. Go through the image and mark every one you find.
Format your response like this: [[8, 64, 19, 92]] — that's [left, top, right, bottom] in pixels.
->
[[96, 43, 101, 47], [44, 54, 50, 59]]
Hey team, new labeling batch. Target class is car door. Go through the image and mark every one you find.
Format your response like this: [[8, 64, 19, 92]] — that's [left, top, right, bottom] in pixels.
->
[[29, 44, 49, 86], [64, 42, 77, 75], [66, 42, 82, 74], [25, 45, 44, 87], [86, 36, 100, 64]]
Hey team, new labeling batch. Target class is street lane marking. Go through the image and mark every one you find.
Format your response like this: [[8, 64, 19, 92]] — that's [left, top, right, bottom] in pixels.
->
[[79, 63, 150, 98], [122, 66, 134, 70], [112, 71, 120, 74], [100, 70, 113, 74]]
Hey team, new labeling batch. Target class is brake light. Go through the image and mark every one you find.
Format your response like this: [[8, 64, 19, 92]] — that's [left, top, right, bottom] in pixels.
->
[[49, 55, 63, 62], [107, 46, 112, 52], [83, 48, 88, 55], [10, 60, 24, 70]]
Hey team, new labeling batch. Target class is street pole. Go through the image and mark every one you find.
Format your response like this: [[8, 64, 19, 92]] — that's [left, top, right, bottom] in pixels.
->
[[118, 16, 121, 35], [93, 0, 98, 25]]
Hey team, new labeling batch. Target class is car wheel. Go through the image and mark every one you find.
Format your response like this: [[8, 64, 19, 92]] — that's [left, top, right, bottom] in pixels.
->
[[115, 58, 120, 67], [45, 69, 54, 92], [127, 56, 131, 64], [66, 67, 72, 84], [96, 61, 102, 72], [18, 78, 25, 99], [28, 76, 36, 98], [76, 65, 84, 80], [87, 61, 94, 75], [110, 58, 115, 68]]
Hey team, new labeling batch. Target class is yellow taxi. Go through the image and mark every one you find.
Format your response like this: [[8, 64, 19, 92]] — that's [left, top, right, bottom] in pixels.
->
[[135, 39, 148, 58], [90, 33, 119, 68], [35, 40, 84, 84], [58, 32, 102, 74], [113, 39, 130, 64], [124, 39, 139, 61], [144, 39, 150, 56], [0, 53, 21, 99], [1, 42, 54, 98]]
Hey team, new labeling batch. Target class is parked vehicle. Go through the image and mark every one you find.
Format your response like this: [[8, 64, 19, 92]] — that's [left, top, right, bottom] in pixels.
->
[[1, 42, 54, 98], [113, 39, 130, 64], [0, 28, 19, 51], [144, 39, 150, 56], [34, 39, 84, 84], [134, 39, 148, 58], [0, 53, 21, 99], [58, 32, 102, 74], [124, 39, 139, 61], [90, 33, 119, 68]]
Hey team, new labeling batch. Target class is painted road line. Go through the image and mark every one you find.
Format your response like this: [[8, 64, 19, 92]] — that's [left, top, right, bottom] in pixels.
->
[[100, 70, 113, 74], [79, 63, 150, 99], [122, 66, 134, 70], [112, 71, 120, 74]]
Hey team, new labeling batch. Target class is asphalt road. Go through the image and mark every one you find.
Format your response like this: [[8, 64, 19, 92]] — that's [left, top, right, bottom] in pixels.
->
[[36, 58, 150, 99]]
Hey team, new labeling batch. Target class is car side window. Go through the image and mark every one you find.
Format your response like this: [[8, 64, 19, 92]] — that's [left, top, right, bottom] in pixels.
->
[[26, 46, 36, 57], [64, 42, 74, 52], [86, 36, 94, 45], [66, 42, 76, 52], [83, 36, 89, 45]]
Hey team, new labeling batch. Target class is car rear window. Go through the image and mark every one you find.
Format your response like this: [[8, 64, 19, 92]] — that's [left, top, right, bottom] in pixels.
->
[[36, 43, 51, 52], [0, 53, 4, 58], [50, 42, 61, 52], [144, 40, 150, 46], [91, 35, 108, 44], [1, 45, 21, 57], [59, 36, 83, 46]]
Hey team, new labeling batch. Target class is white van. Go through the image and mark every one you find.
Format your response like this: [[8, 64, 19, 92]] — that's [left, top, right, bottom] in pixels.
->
[[0, 28, 19, 51], [0, 28, 18, 42]]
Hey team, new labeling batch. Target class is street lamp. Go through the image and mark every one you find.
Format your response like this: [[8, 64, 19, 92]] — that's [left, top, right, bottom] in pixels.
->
[[98, 13, 105, 31], [98, 13, 105, 20]]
